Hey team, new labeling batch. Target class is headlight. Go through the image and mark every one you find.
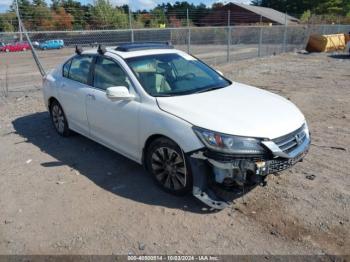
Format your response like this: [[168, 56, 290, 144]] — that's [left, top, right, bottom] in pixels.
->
[[193, 127, 266, 154]]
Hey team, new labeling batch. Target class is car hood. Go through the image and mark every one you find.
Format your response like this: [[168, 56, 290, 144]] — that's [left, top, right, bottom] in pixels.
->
[[156, 82, 305, 139]]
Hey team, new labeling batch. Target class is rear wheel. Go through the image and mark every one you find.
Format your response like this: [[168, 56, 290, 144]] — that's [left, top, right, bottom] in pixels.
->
[[22, 47, 27, 51], [5, 49, 9, 53], [50, 100, 70, 136], [146, 138, 192, 195]]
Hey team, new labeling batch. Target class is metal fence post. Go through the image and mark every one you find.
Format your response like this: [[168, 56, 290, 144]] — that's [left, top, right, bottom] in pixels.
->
[[258, 15, 263, 57], [129, 7, 134, 42], [337, 16, 341, 33], [187, 8, 190, 53], [282, 12, 288, 53], [227, 10, 231, 63]]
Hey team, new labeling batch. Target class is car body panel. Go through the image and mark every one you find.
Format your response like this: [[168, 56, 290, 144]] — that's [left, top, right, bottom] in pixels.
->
[[86, 87, 141, 161], [51, 69, 91, 137], [156, 83, 305, 139]]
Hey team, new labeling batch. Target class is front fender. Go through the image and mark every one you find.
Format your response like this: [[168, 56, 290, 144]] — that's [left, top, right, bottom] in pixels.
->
[[139, 103, 204, 159]]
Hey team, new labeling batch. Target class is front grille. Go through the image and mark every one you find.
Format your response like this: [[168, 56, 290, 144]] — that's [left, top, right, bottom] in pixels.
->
[[266, 150, 307, 174], [273, 124, 307, 154]]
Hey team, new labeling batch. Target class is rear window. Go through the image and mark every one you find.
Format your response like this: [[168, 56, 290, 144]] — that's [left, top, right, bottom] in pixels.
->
[[67, 56, 93, 85], [62, 60, 72, 78]]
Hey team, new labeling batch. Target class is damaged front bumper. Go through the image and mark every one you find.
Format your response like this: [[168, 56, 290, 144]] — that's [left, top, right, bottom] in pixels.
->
[[187, 133, 310, 210]]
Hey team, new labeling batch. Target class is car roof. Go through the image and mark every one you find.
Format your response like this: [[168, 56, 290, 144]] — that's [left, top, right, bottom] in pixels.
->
[[81, 47, 187, 59]]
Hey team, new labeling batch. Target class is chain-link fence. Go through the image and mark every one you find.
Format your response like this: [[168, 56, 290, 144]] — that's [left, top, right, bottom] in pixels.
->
[[2, 24, 350, 62], [1, 23, 350, 98], [1, 7, 350, 31]]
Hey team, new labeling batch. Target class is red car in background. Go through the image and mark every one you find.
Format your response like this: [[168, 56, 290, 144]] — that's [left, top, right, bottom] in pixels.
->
[[0, 42, 31, 52]]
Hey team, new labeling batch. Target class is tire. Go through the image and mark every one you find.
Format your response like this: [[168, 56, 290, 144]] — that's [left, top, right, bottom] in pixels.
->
[[146, 137, 192, 195], [23, 48, 26, 51], [50, 100, 70, 137], [5, 49, 9, 53]]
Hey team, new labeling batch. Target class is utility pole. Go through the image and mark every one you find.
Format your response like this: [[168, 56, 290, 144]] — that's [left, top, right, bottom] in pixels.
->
[[15, 0, 23, 42]]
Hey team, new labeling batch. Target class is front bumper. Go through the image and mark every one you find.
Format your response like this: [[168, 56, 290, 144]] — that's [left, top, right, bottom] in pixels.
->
[[187, 131, 310, 210]]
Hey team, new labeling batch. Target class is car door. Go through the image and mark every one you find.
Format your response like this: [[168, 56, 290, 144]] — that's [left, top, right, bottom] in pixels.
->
[[86, 56, 140, 161], [58, 55, 94, 136]]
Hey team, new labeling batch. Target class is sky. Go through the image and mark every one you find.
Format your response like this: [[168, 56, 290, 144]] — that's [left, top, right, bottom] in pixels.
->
[[0, 0, 252, 13]]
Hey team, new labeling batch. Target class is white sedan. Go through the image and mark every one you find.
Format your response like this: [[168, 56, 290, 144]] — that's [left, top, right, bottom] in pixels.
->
[[43, 43, 310, 209]]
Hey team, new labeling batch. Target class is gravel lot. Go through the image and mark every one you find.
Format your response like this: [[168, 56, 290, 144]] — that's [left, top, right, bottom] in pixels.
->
[[0, 50, 349, 255]]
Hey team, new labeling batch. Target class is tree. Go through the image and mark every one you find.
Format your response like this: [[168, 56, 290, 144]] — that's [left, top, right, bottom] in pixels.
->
[[51, 0, 62, 11], [32, 4, 54, 30], [212, 3, 224, 10], [60, 0, 92, 29], [52, 7, 74, 30], [0, 13, 16, 32], [252, 0, 350, 16], [300, 10, 311, 22], [92, 0, 128, 29]]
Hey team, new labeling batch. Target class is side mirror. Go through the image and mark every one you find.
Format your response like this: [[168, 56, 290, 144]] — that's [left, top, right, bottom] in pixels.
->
[[106, 86, 134, 101], [216, 69, 224, 76]]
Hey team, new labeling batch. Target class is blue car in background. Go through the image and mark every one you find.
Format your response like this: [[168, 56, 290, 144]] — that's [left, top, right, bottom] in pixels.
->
[[39, 39, 64, 50]]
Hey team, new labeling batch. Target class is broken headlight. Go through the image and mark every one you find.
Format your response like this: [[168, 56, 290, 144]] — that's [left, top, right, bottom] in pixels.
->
[[193, 127, 266, 154]]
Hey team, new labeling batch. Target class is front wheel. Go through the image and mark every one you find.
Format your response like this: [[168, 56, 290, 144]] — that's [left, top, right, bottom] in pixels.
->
[[146, 138, 192, 195], [50, 100, 70, 136]]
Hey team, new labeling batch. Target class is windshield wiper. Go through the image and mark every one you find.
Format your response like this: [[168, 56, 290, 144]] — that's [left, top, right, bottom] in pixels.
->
[[154, 94, 173, 97], [194, 86, 226, 94], [154, 85, 226, 97]]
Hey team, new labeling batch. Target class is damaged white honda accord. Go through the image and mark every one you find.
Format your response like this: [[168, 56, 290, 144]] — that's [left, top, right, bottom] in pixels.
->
[[43, 42, 310, 209]]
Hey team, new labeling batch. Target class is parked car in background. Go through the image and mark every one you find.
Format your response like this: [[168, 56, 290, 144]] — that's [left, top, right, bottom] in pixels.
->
[[0, 42, 31, 52], [32, 41, 40, 48], [39, 39, 64, 50]]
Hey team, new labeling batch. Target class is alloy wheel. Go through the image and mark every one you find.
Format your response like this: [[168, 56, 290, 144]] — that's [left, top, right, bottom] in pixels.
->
[[51, 104, 65, 134], [151, 147, 187, 191]]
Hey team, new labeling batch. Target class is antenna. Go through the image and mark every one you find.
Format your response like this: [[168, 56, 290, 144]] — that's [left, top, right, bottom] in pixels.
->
[[75, 45, 83, 55], [97, 44, 106, 55]]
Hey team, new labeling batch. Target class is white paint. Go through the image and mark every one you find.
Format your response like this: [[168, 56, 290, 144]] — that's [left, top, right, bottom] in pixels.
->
[[43, 47, 307, 166]]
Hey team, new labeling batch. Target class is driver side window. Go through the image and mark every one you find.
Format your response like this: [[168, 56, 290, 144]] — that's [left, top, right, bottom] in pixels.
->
[[93, 57, 132, 91]]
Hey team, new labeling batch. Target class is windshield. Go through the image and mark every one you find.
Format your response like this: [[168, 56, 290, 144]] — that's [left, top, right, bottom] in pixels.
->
[[126, 53, 231, 97]]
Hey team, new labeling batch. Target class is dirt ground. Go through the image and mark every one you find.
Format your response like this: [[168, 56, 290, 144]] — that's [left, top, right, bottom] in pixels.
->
[[0, 50, 349, 255]]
